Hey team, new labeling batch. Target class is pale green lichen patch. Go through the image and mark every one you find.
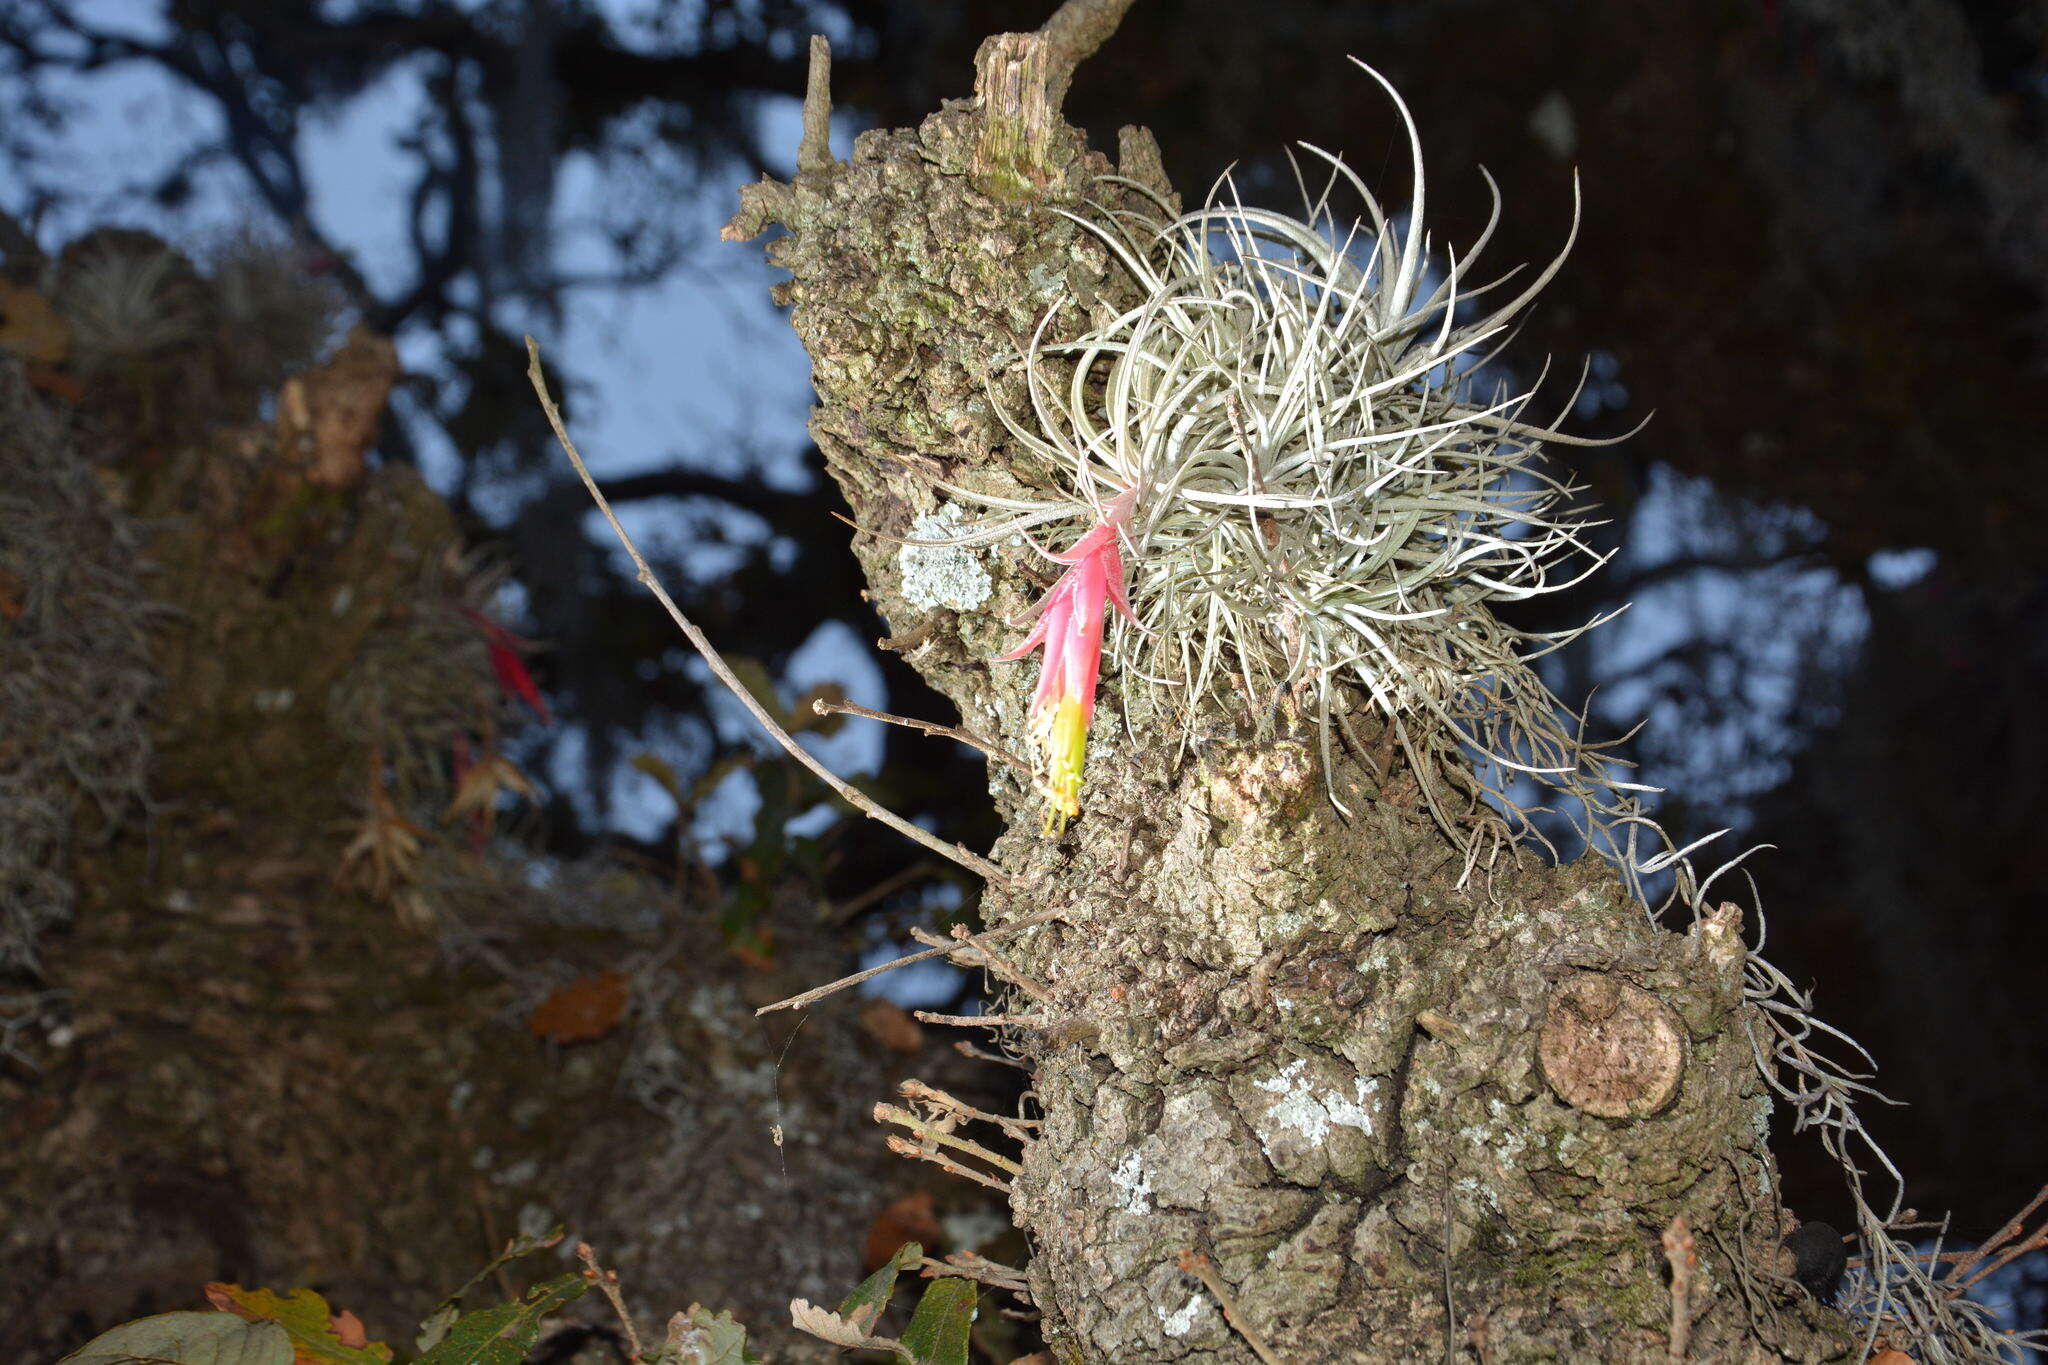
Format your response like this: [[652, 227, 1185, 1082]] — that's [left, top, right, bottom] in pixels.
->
[[897, 504, 993, 612]]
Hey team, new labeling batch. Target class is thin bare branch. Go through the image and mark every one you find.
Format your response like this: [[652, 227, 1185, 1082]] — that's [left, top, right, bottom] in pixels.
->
[[919, 1251, 1031, 1296], [914, 1010, 1052, 1029], [526, 338, 1011, 887], [814, 696, 1029, 771], [874, 1102, 1022, 1175], [575, 1242, 643, 1362], [1177, 1251, 1281, 1365], [1039, 0, 1140, 72], [909, 925, 1054, 1002], [884, 1134, 1012, 1194], [753, 907, 1066, 1015], [898, 1078, 1041, 1141]]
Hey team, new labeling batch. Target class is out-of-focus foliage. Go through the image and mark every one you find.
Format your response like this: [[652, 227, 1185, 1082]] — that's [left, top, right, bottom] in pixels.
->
[[0, 358, 156, 971], [0, 0, 986, 867], [60, 1236, 609, 1365], [0, 217, 1010, 1362]]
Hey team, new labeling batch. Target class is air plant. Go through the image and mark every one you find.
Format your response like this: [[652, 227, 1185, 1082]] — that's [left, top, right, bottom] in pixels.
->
[[903, 59, 2018, 1363], [951, 60, 1629, 840]]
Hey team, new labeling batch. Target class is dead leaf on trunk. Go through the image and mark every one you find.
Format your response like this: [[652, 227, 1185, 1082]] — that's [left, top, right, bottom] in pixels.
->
[[528, 971, 632, 1044]]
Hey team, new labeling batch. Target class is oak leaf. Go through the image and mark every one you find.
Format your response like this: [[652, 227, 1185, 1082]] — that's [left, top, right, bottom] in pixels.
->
[[59, 1311, 290, 1365], [201, 1284, 392, 1363], [411, 1274, 586, 1365]]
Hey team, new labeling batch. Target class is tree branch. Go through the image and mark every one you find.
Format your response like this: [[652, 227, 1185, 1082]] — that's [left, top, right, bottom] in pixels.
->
[[1038, 0, 1141, 74], [527, 337, 1012, 888]]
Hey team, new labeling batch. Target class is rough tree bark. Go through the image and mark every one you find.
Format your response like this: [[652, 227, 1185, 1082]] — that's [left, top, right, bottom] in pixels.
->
[[727, 6, 1855, 1360]]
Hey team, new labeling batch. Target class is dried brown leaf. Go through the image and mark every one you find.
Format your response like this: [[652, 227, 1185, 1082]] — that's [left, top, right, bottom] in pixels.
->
[[788, 1299, 901, 1354], [528, 971, 632, 1044], [864, 1189, 943, 1272], [444, 752, 537, 823], [860, 999, 926, 1056]]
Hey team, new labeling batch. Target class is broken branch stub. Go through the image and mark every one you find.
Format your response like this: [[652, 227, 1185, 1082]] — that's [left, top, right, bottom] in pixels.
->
[[1538, 972, 1688, 1119]]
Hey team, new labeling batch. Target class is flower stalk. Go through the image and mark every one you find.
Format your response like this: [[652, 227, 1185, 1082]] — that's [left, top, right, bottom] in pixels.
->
[[999, 488, 1139, 832]]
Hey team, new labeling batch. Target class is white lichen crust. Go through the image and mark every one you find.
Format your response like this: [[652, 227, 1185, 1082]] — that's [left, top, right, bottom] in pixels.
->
[[897, 503, 994, 612]]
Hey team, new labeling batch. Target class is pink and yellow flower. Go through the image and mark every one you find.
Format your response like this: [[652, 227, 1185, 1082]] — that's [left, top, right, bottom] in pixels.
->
[[998, 490, 1139, 833]]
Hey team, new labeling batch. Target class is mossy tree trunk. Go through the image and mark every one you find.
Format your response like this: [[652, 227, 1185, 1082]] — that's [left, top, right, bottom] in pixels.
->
[[727, 9, 1853, 1360]]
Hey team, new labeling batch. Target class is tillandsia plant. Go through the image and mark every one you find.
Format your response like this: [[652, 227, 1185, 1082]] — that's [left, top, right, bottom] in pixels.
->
[[948, 59, 1629, 840], [959, 58, 2026, 1363]]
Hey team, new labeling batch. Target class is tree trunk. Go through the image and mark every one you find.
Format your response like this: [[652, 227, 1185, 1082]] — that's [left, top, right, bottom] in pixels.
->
[[727, 14, 1854, 1360]]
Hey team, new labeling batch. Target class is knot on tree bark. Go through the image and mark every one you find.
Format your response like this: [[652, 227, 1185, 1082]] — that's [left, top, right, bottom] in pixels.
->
[[1537, 972, 1687, 1119]]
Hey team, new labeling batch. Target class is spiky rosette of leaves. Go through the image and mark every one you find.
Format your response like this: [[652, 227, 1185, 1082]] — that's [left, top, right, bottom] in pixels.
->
[[945, 61, 1631, 837], [922, 64, 2014, 1363]]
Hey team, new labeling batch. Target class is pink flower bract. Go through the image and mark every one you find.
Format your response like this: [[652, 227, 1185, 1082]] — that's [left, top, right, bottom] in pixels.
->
[[998, 491, 1139, 833]]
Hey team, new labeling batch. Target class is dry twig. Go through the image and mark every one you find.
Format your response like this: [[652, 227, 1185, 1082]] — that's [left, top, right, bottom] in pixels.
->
[[914, 1010, 1051, 1029], [919, 1250, 1032, 1297], [813, 696, 1029, 771], [912, 923, 1054, 1002], [1662, 1213, 1696, 1362], [899, 1077, 1040, 1142], [874, 1101, 1022, 1175], [1941, 1183, 2048, 1297], [753, 906, 1066, 1015], [955, 1038, 1029, 1069], [576, 1241, 644, 1362], [526, 338, 1010, 886], [883, 1134, 1013, 1194], [1177, 1251, 1281, 1365]]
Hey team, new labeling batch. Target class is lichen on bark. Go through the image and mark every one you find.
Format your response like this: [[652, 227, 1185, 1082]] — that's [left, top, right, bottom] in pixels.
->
[[727, 9, 1857, 1360]]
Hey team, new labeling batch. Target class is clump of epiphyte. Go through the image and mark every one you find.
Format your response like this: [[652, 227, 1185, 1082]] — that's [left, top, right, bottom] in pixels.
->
[[943, 62, 2015, 1365], [949, 60, 1622, 836], [0, 359, 158, 972]]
